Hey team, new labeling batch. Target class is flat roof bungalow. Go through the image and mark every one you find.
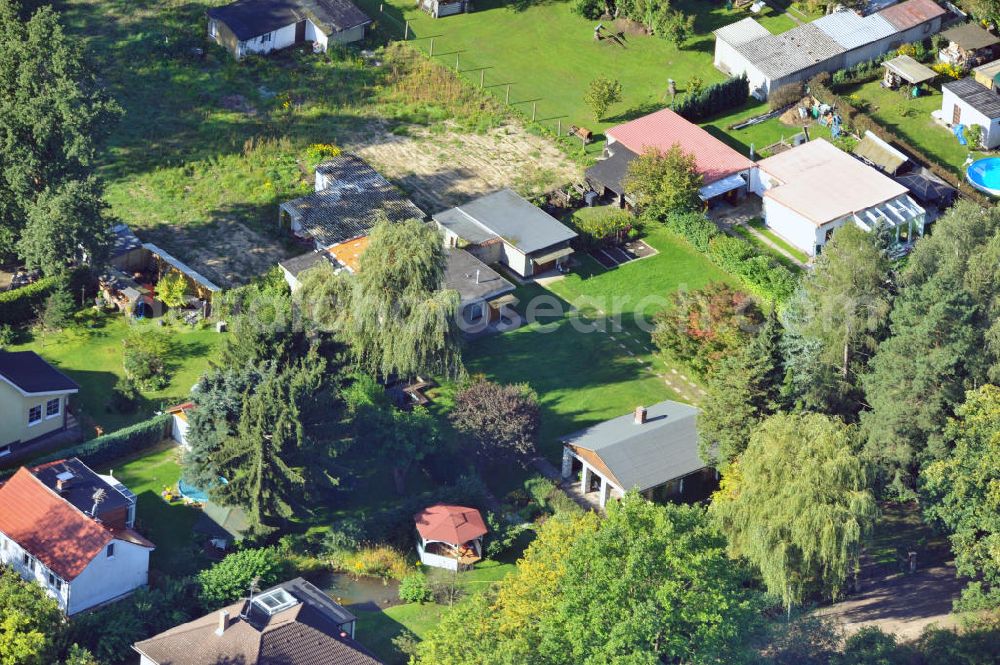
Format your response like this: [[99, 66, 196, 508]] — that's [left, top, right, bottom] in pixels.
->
[[751, 138, 925, 257], [714, 0, 946, 98], [207, 0, 371, 59], [434, 189, 577, 278], [589, 107, 755, 206], [940, 77, 1000, 148], [560, 401, 708, 509]]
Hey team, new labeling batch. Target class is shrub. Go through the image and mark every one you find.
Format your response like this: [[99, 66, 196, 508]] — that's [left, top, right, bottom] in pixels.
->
[[342, 545, 410, 581], [673, 74, 749, 121], [156, 271, 189, 309], [122, 327, 171, 390], [571, 0, 603, 19], [572, 209, 636, 249], [398, 573, 433, 603], [0, 275, 59, 325], [108, 377, 140, 414], [769, 82, 805, 111], [524, 476, 557, 507], [39, 284, 75, 332], [0, 324, 17, 347], [931, 62, 965, 79], [966, 123, 984, 148], [31, 413, 171, 469], [197, 547, 287, 607]]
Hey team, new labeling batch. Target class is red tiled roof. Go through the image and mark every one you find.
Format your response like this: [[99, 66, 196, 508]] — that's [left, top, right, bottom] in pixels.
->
[[878, 0, 945, 31], [0, 467, 140, 580], [605, 108, 754, 184], [414, 504, 487, 544]]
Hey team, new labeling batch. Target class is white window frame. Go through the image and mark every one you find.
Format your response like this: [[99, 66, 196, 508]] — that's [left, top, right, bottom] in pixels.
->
[[45, 398, 61, 419], [28, 405, 42, 426], [209, 19, 218, 38], [261, 31, 272, 43]]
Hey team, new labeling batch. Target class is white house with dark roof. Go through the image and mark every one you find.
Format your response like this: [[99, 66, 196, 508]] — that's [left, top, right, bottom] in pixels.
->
[[0, 458, 153, 615], [939, 77, 1000, 148], [207, 0, 371, 59], [433, 189, 577, 278], [560, 401, 708, 509], [0, 351, 80, 459], [134, 577, 381, 665]]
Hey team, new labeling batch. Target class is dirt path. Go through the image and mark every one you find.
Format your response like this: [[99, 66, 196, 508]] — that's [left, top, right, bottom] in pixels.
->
[[814, 563, 963, 641], [349, 121, 581, 214]]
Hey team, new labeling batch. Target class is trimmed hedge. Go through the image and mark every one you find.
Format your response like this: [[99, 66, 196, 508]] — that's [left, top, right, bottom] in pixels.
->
[[664, 211, 798, 304], [32, 413, 172, 469], [0, 276, 59, 325], [673, 74, 749, 122], [809, 74, 990, 206]]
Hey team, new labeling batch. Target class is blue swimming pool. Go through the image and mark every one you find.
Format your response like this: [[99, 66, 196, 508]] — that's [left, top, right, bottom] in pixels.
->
[[177, 478, 210, 503], [966, 157, 1000, 196]]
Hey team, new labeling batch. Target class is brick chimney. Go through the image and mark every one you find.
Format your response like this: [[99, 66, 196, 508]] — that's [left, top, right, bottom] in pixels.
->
[[216, 610, 230, 636], [634, 406, 647, 425]]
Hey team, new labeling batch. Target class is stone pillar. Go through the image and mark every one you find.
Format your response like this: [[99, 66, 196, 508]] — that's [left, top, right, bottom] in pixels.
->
[[561, 447, 573, 479], [580, 465, 592, 494], [599, 476, 611, 508]]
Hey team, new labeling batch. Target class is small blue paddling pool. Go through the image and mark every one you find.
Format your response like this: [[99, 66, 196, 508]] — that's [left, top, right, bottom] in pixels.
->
[[967, 157, 1000, 196]]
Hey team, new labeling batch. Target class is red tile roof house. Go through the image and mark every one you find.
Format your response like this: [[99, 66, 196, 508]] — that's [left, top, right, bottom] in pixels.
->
[[587, 107, 756, 208], [0, 457, 154, 615], [414, 504, 488, 571]]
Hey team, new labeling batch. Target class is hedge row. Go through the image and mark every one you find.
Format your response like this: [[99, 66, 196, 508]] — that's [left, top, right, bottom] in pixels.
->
[[0, 276, 59, 325], [665, 211, 798, 304], [674, 74, 749, 122], [32, 413, 173, 470], [809, 74, 990, 206]]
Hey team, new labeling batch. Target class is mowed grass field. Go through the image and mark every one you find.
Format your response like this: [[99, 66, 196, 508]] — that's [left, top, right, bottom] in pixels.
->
[[359, 0, 799, 153]]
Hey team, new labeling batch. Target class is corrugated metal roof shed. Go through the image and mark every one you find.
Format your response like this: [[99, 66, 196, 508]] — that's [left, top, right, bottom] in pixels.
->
[[734, 23, 845, 79], [812, 10, 896, 50], [713, 16, 771, 46], [882, 54, 937, 83], [878, 0, 945, 31], [943, 77, 1000, 118]]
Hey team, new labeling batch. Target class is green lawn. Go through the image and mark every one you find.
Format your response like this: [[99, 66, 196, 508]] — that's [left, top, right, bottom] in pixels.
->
[[100, 444, 209, 577], [703, 99, 833, 156], [361, 0, 784, 153], [842, 80, 984, 176], [10, 309, 222, 434]]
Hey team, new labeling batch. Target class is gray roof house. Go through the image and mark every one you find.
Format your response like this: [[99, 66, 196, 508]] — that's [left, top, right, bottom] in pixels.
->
[[433, 189, 577, 278], [444, 248, 517, 333], [133, 577, 382, 665], [560, 401, 707, 508], [713, 0, 946, 99], [207, 0, 371, 59], [279, 154, 425, 249]]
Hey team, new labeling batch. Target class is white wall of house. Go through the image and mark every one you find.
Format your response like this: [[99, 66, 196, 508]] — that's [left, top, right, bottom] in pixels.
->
[[171, 413, 190, 448], [761, 197, 826, 257], [66, 538, 151, 615], [499, 242, 530, 277], [238, 23, 297, 57], [941, 86, 1000, 148], [0, 531, 71, 609], [329, 24, 366, 45]]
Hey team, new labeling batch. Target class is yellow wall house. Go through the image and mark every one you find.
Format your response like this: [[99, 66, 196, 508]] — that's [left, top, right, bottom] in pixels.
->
[[0, 351, 79, 458]]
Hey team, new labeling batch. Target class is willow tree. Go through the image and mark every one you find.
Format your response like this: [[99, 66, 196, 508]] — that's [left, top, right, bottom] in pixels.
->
[[317, 218, 463, 379], [710, 412, 877, 613]]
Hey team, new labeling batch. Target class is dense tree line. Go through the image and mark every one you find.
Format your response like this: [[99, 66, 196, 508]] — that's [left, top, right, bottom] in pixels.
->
[[0, 0, 118, 274]]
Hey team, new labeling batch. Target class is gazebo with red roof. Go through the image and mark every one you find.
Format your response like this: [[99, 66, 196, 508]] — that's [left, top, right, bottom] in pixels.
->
[[414, 504, 488, 571]]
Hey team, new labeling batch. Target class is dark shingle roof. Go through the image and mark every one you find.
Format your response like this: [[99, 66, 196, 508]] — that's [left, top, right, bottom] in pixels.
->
[[109, 223, 143, 260], [278, 251, 335, 278], [585, 145, 638, 195], [280, 155, 425, 247], [944, 77, 1000, 119], [207, 0, 371, 41], [443, 249, 514, 303], [561, 400, 704, 492], [133, 578, 381, 665], [0, 351, 79, 395]]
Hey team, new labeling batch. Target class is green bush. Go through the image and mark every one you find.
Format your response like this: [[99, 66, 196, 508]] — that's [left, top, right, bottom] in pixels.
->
[[399, 573, 433, 603], [122, 327, 171, 390], [571, 209, 637, 250], [108, 377, 140, 414], [0, 275, 59, 325], [673, 74, 748, 121], [197, 547, 287, 607], [769, 82, 805, 111], [31, 413, 171, 469], [524, 476, 557, 507], [571, 0, 603, 18]]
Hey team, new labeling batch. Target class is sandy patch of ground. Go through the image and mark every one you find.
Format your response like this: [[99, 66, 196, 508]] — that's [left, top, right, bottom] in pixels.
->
[[814, 564, 962, 641], [139, 219, 297, 290], [350, 121, 582, 214]]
